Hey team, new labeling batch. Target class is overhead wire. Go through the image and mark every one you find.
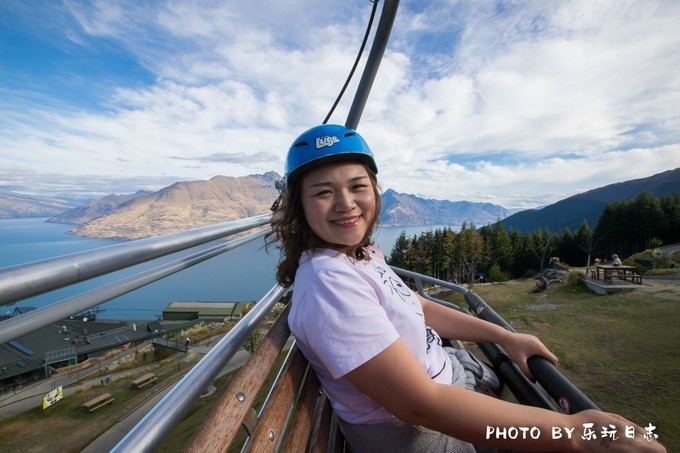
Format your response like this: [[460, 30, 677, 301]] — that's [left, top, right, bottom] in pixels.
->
[[322, 0, 380, 125], [272, 0, 381, 212]]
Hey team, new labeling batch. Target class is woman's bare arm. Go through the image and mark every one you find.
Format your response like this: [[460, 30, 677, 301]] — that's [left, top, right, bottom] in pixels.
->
[[344, 338, 665, 452]]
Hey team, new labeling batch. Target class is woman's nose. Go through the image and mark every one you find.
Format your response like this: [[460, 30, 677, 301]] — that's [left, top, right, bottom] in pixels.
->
[[334, 190, 356, 211]]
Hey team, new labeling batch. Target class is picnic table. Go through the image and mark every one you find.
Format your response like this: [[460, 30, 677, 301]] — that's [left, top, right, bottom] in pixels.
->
[[131, 372, 158, 389], [593, 264, 642, 284], [81, 393, 114, 412]]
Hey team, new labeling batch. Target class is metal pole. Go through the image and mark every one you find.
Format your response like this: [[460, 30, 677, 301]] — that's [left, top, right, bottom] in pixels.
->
[[345, 0, 400, 130], [0, 213, 271, 306], [0, 230, 266, 344], [112, 284, 287, 453]]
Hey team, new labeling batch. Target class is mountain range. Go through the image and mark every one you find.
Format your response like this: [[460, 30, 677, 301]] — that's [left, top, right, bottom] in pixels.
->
[[67, 173, 281, 240], [1, 168, 678, 239], [43, 174, 512, 240], [0, 192, 77, 219], [47, 191, 153, 225], [499, 168, 680, 233], [379, 189, 514, 227]]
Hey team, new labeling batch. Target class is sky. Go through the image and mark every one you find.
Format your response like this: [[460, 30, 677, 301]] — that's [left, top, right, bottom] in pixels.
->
[[1, 0, 679, 209]]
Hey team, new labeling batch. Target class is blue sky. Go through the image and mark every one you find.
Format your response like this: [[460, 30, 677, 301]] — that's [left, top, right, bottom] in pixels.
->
[[1, 0, 679, 208]]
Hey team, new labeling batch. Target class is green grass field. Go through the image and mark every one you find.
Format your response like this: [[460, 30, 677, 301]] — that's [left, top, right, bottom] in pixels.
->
[[452, 275, 679, 451]]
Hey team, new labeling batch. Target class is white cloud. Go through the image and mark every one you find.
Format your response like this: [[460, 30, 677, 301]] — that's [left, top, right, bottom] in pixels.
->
[[1, 0, 679, 208]]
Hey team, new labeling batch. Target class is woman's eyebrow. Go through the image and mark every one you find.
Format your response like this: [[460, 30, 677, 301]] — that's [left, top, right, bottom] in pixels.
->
[[307, 175, 368, 188]]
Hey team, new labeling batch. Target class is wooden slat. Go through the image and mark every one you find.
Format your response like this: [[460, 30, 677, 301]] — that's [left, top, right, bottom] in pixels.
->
[[185, 304, 292, 453], [244, 346, 309, 452], [281, 366, 321, 452], [310, 395, 336, 452], [327, 412, 345, 452]]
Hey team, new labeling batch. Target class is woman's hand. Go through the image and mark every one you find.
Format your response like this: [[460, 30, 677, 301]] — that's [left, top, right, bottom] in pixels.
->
[[500, 332, 558, 379], [568, 410, 666, 452]]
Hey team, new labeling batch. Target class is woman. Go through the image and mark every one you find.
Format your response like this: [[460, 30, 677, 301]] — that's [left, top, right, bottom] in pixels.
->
[[267, 124, 665, 452]]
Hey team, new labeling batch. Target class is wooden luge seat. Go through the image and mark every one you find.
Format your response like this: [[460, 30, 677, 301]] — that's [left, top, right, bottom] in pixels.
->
[[186, 304, 345, 452]]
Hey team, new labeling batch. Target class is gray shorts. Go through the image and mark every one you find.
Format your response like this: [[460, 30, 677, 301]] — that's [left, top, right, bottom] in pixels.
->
[[338, 417, 476, 453]]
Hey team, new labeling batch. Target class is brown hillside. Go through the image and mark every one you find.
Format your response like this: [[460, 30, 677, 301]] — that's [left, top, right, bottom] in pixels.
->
[[71, 173, 280, 240]]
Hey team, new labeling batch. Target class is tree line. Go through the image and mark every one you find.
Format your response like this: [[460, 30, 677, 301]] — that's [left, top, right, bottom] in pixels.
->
[[386, 191, 680, 284]]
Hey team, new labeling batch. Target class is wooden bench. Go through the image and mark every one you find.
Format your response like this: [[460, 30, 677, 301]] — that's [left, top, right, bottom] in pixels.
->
[[185, 304, 345, 452], [81, 393, 114, 412], [131, 373, 158, 389], [617, 274, 643, 284]]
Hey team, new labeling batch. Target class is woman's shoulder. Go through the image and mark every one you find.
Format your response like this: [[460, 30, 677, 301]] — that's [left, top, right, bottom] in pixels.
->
[[297, 249, 352, 276], [296, 247, 386, 283], [299, 246, 386, 269], [366, 244, 385, 260]]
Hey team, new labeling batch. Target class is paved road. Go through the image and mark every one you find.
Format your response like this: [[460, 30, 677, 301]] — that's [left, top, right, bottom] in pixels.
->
[[658, 244, 680, 255]]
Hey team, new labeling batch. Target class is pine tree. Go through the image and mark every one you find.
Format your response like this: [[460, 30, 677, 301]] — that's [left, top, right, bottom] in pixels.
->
[[387, 231, 410, 268], [575, 220, 596, 268]]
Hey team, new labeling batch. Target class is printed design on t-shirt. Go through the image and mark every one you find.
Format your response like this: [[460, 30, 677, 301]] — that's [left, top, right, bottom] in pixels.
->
[[375, 266, 412, 302], [425, 326, 442, 353]]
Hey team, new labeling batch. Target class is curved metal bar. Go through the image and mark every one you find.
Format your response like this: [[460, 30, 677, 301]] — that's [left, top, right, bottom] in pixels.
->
[[390, 265, 469, 296], [463, 292, 555, 409], [0, 230, 267, 345], [112, 283, 288, 453], [528, 356, 600, 413], [411, 275, 469, 313], [391, 266, 593, 411], [464, 291, 599, 412], [0, 213, 271, 306], [479, 341, 556, 410], [345, 0, 400, 130]]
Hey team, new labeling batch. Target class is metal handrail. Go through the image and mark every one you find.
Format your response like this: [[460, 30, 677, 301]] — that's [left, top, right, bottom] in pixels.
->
[[112, 283, 287, 453], [0, 229, 267, 345], [0, 213, 271, 306]]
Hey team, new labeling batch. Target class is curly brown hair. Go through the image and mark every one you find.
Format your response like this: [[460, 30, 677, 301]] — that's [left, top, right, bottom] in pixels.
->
[[265, 162, 381, 287]]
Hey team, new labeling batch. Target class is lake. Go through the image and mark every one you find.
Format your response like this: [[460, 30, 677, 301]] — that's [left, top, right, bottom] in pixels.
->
[[0, 218, 450, 320]]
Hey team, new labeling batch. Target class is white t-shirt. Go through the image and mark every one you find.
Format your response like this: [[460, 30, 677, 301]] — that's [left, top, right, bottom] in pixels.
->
[[288, 245, 453, 424]]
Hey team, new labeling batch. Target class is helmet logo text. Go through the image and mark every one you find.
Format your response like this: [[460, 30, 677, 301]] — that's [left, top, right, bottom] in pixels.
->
[[315, 135, 340, 149]]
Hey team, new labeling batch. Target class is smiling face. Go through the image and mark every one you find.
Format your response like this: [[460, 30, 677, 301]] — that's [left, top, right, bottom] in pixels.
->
[[300, 160, 377, 247]]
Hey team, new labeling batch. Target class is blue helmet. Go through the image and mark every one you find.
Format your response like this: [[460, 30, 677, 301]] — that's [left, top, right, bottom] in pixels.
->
[[284, 124, 378, 187]]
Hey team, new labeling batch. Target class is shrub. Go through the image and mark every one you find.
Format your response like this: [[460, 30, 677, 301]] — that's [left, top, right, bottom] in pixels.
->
[[652, 255, 672, 269], [566, 271, 586, 286], [488, 264, 508, 282]]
